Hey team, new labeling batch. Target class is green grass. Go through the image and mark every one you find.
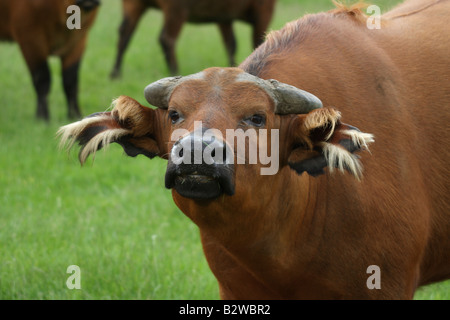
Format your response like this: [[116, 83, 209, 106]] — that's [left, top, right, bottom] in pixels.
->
[[0, 0, 448, 300]]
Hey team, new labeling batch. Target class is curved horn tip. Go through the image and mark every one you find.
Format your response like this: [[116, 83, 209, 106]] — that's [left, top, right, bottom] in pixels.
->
[[269, 80, 323, 114], [144, 76, 182, 109]]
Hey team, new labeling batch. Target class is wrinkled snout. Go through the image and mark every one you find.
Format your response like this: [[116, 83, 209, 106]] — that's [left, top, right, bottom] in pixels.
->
[[165, 129, 235, 200]]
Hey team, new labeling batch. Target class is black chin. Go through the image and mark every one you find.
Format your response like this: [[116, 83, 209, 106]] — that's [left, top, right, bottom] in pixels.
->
[[173, 175, 224, 200], [165, 163, 235, 200]]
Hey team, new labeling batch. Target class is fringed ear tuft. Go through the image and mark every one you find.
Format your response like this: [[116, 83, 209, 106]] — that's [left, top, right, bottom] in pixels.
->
[[57, 114, 111, 152], [57, 113, 131, 165], [78, 128, 131, 164], [111, 95, 154, 137], [302, 108, 342, 141], [341, 129, 374, 153], [288, 108, 374, 179], [57, 95, 160, 165], [320, 142, 363, 180]]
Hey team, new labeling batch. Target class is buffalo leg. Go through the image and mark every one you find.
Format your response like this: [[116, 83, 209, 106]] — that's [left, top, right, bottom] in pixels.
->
[[62, 61, 81, 119], [218, 22, 237, 67], [159, 11, 185, 75], [31, 61, 51, 121], [110, 1, 147, 79], [19, 42, 51, 121], [61, 38, 87, 119], [252, 21, 268, 49], [250, 2, 275, 49]]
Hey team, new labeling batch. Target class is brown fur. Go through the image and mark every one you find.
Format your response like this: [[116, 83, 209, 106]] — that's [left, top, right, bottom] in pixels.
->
[[59, 0, 450, 299], [110, 0, 276, 77], [0, 0, 99, 120], [238, 0, 450, 297]]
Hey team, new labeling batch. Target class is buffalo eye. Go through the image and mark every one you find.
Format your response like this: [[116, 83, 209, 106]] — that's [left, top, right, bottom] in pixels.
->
[[244, 114, 266, 127], [169, 110, 182, 124]]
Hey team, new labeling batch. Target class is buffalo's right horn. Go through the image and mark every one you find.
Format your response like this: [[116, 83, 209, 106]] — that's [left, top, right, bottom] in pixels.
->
[[144, 76, 182, 109], [144, 71, 205, 109]]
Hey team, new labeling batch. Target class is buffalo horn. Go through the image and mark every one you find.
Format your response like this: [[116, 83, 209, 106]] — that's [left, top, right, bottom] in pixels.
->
[[267, 79, 323, 115], [144, 70, 323, 114], [144, 71, 205, 109]]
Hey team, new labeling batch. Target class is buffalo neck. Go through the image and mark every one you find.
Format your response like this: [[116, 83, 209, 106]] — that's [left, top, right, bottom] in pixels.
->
[[172, 166, 325, 263]]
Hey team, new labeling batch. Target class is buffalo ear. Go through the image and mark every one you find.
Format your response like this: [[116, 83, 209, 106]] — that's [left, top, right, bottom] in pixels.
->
[[57, 96, 160, 164], [287, 108, 374, 179]]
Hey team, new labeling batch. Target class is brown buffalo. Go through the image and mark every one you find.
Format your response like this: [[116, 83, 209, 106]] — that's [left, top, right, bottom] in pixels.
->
[[0, 0, 100, 120], [110, 0, 276, 77], [59, 0, 450, 299]]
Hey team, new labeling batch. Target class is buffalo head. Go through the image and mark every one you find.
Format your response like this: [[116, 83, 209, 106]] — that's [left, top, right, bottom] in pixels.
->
[[58, 67, 374, 201]]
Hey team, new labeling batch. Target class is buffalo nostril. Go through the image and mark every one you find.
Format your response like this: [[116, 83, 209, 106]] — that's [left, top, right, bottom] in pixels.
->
[[179, 148, 183, 158], [211, 149, 216, 158]]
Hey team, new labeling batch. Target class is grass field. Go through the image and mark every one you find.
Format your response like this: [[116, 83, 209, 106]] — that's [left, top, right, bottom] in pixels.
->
[[0, 0, 449, 300]]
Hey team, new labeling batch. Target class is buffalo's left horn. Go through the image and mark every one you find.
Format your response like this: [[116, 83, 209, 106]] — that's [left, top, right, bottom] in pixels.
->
[[236, 72, 322, 114], [267, 79, 323, 115]]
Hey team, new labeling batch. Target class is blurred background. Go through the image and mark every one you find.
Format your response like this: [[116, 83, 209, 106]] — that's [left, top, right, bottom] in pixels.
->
[[0, 0, 448, 299]]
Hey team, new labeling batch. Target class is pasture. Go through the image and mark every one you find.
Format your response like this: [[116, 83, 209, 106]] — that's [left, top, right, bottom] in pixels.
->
[[0, 0, 449, 299]]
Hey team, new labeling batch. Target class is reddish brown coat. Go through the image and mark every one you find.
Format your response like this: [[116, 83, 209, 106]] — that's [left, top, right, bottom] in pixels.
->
[[59, 0, 450, 299], [0, 0, 99, 120]]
